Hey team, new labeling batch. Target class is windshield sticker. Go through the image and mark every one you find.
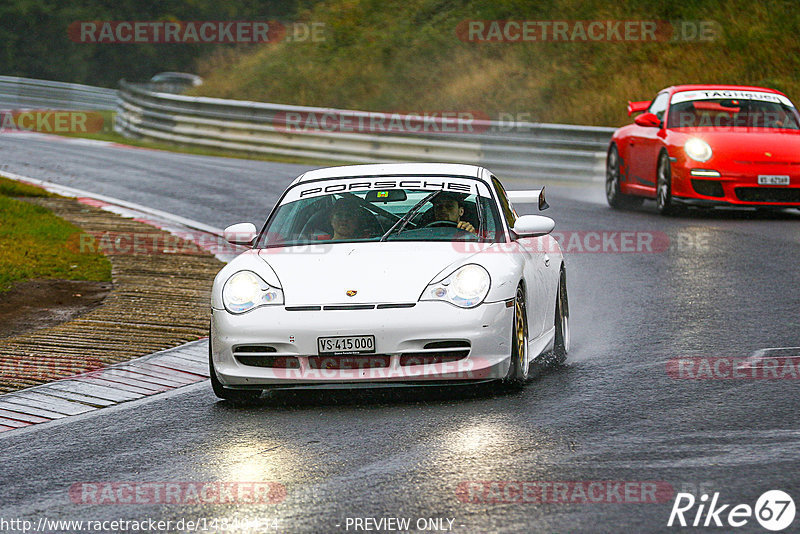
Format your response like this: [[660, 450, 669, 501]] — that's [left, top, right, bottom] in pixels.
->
[[282, 177, 490, 203], [671, 90, 794, 107]]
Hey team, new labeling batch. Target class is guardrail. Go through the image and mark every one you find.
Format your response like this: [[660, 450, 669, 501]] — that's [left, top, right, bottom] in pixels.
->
[[0, 76, 117, 111], [116, 81, 614, 182]]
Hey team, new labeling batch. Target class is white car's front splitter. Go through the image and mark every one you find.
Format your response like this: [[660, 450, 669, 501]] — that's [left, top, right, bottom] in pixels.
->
[[211, 301, 514, 387]]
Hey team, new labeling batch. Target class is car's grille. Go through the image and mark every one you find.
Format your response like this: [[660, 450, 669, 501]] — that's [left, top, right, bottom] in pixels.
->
[[235, 345, 277, 353], [691, 179, 724, 198], [236, 355, 301, 368], [423, 340, 471, 350], [285, 303, 416, 311], [233, 345, 301, 368], [307, 355, 392, 369], [323, 304, 376, 311], [399, 341, 471, 366], [399, 352, 470, 366], [735, 187, 800, 203]]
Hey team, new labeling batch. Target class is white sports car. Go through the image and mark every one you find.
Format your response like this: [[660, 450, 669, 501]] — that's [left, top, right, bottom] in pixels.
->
[[209, 163, 568, 400]]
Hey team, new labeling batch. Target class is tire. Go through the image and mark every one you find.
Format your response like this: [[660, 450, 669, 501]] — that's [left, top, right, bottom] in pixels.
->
[[553, 270, 570, 364], [209, 325, 261, 402], [502, 285, 529, 388], [656, 151, 683, 216], [606, 144, 643, 209]]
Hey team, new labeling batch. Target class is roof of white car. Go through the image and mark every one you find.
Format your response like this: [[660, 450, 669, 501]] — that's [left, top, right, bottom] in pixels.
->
[[292, 163, 487, 184]]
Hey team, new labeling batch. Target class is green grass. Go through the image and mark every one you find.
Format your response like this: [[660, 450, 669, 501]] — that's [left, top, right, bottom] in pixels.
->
[[189, 0, 800, 127], [49, 1, 800, 156], [0, 177, 112, 292], [0, 178, 53, 198]]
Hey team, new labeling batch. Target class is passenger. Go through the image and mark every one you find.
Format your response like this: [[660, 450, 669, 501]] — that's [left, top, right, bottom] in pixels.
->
[[431, 192, 477, 234]]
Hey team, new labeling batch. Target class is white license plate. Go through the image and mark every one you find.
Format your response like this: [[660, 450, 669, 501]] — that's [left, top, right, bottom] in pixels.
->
[[317, 335, 375, 355], [758, 175, 790, 185]]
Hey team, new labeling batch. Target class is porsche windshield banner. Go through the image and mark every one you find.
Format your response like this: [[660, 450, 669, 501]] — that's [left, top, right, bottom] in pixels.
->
[[281, 176, 492, 203], [671, 90, 795, 107]]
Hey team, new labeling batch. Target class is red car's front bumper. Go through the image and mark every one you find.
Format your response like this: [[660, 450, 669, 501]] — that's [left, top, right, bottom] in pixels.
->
[[671, 160, 800, 207]]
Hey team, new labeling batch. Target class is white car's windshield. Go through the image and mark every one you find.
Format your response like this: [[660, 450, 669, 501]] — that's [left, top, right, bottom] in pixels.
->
[[257, 178, 504, 247]]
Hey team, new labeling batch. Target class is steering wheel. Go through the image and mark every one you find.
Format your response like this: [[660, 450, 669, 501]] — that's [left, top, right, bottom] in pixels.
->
[[424, 220, 460, 229]]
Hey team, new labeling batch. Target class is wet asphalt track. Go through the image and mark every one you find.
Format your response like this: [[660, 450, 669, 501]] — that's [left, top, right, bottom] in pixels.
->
[[1, 134, 800, 533]]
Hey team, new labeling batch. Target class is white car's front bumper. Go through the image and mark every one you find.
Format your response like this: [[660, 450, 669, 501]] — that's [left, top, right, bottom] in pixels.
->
[[210, 301, 514, 388]]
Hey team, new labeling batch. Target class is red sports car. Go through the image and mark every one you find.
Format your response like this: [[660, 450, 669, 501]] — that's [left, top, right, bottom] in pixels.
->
[[606, 84, 800, 214]]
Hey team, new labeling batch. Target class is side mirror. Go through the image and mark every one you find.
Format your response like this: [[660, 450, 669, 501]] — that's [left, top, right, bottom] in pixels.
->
[[511, 215, 555, 238], [634, 112, 661, 128], [506, 187, 549, 211], [223, 223, 257, 246]]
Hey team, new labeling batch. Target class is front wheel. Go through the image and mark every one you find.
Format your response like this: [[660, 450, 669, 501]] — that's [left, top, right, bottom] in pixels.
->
[[656, 152, 683, 216], [502, 285, 529, 389]]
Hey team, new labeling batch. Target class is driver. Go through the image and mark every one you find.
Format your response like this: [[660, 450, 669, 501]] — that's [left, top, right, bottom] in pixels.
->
[[431, 192, 476, 234]]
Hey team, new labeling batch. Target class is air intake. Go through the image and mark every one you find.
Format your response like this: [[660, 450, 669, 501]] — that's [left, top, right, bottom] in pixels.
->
[[691, 179, 724, 198], [735, 187, 800, 203]]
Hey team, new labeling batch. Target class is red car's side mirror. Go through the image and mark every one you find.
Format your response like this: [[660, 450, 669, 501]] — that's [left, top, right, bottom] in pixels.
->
[[634, 112, 661, 128]]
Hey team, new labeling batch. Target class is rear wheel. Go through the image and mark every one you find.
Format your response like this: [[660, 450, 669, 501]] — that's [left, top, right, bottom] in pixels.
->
[[502, 285, 529, 388], [209, 325, 261, 402], [606, 144, 643, 209]]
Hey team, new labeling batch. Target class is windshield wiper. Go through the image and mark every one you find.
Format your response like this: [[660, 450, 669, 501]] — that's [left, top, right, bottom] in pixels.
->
[[475, 194, 485, 241], [380, 190, 441, 241]]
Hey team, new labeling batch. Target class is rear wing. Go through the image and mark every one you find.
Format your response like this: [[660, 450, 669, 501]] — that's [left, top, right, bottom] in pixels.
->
[[627, 100, 651, 116], [506, 188, 549, 211]]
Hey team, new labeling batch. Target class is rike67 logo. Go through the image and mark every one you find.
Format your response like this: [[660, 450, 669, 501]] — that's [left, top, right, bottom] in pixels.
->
[[668, 490, 795, 531]]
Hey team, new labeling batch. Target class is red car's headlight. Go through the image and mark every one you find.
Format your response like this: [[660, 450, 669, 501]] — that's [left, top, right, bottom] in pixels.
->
[[684, 138, 713, 162]]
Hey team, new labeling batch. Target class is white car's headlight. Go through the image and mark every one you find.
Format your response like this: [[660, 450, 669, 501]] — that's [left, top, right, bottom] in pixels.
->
[[684, 138, 712, 162], [222, 270, 283, 313], [420, 264, 491, 308]]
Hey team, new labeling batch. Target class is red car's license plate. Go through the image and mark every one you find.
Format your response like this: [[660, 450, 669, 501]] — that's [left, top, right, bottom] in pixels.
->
[[317, 335, 375, 355], [758, 175, 790, 185]]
